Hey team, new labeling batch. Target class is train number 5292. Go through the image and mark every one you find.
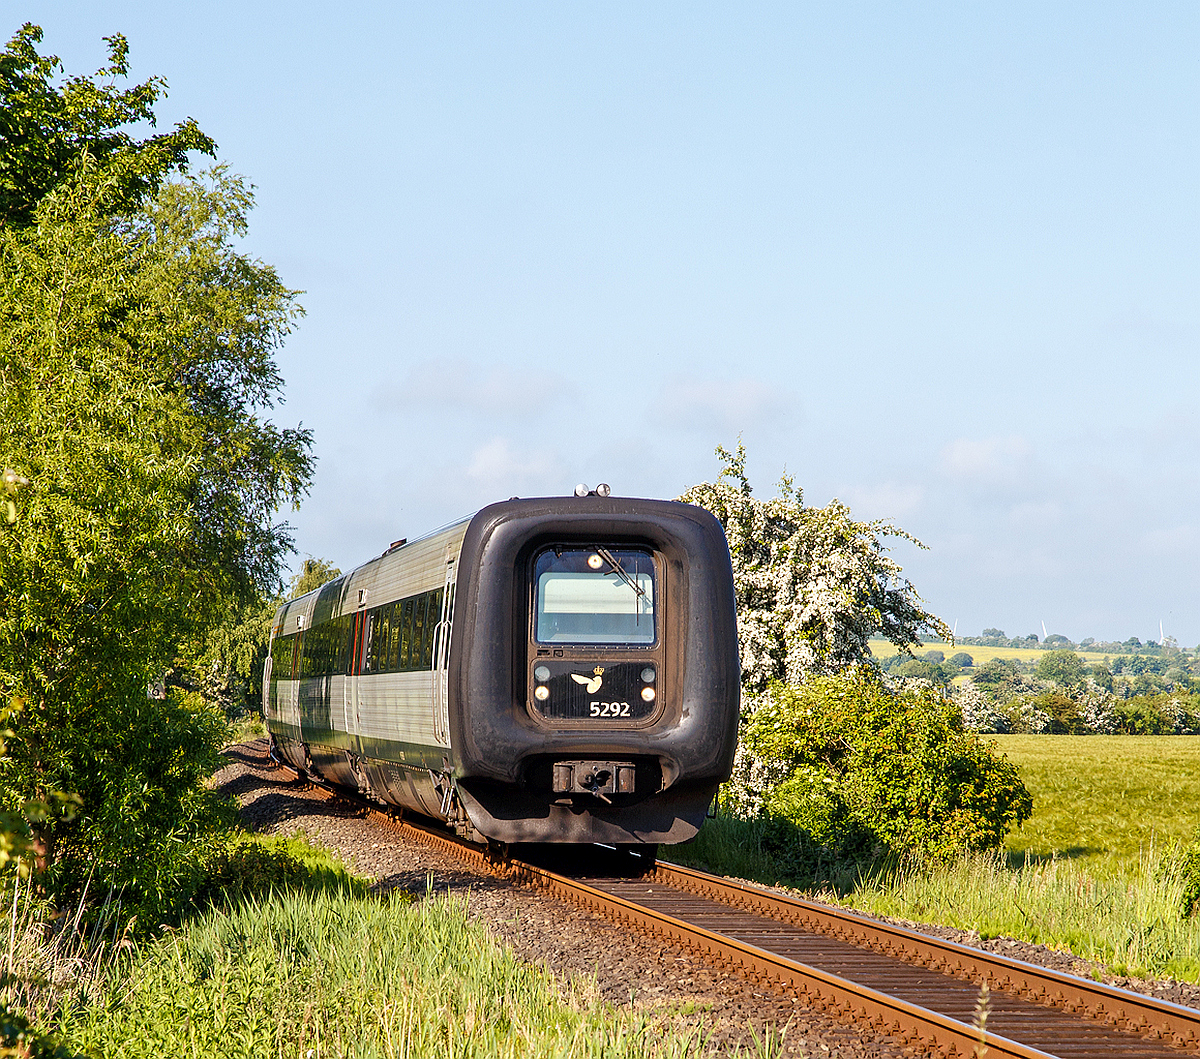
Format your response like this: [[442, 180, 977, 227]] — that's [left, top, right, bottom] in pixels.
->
[[590, 701, 631, 718]]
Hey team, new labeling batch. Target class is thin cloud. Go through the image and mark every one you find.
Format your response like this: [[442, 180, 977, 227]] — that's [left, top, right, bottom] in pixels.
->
[[840, 481, 925, 521], [375, 359, 574, 416], [660, 376, 793, 432], [940, 435, 1035, 482], [466, 436, 565, 487]]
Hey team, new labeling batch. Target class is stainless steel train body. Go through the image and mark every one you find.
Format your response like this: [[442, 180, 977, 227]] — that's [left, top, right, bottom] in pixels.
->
[[265, 495, 739, 845]]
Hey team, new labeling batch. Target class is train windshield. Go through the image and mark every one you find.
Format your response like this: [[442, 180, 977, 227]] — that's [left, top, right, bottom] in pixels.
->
[[534, 547, 655, 645]]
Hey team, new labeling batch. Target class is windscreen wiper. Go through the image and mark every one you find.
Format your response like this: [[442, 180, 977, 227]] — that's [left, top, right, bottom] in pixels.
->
[[594, 547, 646, 600]]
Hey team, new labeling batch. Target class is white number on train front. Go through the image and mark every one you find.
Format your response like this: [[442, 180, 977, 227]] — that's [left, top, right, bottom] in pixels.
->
[[590, 701, 632, 718]]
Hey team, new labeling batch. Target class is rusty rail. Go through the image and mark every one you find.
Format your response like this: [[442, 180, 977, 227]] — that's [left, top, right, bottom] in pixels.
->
[[653, 861, 1200, 1051]]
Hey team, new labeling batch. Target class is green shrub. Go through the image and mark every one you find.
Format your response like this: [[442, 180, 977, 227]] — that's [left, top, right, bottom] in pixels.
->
[[1183, 841, 1200, 918], [191, 833, 370, 911], [1114, 693, 1200, 735], [738, 670, 1032, 863], [1035, 650, 1085, 686], [0, 1004, 79, 1058]]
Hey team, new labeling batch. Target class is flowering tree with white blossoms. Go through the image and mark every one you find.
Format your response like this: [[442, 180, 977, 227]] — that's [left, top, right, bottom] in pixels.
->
[[679, 444, 1032, 864], [679, 441, 951, 694]]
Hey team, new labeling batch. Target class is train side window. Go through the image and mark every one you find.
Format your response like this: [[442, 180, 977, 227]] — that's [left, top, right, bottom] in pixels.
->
[[271, 633, 295, 676], [360, 612, 373, 673], [395, 601, 406, 670], [333, 613, 349, 674], [424, 588, 443, 667], [299, 627, 315, 678], [372, 604, 390, 673], [411, 595, 427, 670], [385, 603, 401, 671], [397, 598, 412, 670]]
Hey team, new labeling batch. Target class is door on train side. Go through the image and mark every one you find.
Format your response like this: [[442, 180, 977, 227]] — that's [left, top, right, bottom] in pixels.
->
[[431, 555, 456, 746], [345, 602, 369, 745]]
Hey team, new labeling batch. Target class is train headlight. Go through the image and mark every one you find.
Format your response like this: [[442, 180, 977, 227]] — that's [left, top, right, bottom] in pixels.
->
[[535, 685, 550, 701], [641, 667, 656, 683], [534, 665, 551, 682], [587, 553, 603, 569], [641, 687, 656, 703]]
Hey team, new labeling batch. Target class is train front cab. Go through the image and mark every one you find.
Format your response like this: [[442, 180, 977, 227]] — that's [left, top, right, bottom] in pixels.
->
[[447, 496, 740, 846]]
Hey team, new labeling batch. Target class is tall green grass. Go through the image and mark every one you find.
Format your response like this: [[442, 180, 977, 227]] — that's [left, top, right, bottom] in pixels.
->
[[7, 834, 775, 1058], [52, 885, 737, 1058], [839, 849, 1200, 981]]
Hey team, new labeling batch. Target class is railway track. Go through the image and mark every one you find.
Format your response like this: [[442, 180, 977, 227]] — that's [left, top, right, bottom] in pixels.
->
[[277, 758, 1200, 1059]]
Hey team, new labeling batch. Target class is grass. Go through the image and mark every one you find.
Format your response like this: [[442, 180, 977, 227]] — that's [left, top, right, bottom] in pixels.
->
[[993, 735, 1200, 873], [7, 834, 772, 1059], [670, 818, 1200, 982], [840, 849, 1200, 981], [53, 888, 725, 1058], [226, 712, 267, 744]]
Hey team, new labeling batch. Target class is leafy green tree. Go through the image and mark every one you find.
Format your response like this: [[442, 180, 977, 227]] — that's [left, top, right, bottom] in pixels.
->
[[0, 29, 312, 911], [1035, 649, 1085, 687], [175, 557, 341, 718], [680, 441, 950, 692], [0, 24, 213, 228], [288, 557, 342, 600]]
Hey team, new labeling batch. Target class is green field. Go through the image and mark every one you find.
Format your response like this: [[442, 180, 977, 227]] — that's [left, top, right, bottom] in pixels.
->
[[993, 735, 1200, 871], [867, 638, 1114, 666]]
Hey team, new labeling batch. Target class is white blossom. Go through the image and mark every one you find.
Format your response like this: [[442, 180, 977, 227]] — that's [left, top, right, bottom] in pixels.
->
[[1076, 679, 1118, 733], [680, 441, 950, 694], [953, 681, 1011, 733]]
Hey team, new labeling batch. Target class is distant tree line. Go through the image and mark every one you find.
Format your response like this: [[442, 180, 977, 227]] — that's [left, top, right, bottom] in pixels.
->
[[949, 650, 1200, 735], [960, 629, 1197, 657]]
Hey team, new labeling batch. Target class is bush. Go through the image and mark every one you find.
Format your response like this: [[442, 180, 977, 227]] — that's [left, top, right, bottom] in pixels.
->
[[1035, 650, 1085, 686], [191, 834, 369, 909], [1114, 693, 1200, 735], [734, 670, 1032, 863], [949, 652, 974, 668], [1181, 831, 1200, 917], [890, 657, 948, 684]]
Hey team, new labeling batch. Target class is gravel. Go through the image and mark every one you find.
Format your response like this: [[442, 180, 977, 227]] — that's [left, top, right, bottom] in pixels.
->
[[213, 739, 1200, 1056]]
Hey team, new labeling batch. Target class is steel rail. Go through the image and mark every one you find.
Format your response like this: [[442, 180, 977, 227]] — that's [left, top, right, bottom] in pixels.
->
[[266, 755, 1200, 1057], [652, 860, 1200, 1052]]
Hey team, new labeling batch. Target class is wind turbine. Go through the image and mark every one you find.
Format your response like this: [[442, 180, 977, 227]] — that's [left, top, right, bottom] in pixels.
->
[[1041, 620, 1048, 641]]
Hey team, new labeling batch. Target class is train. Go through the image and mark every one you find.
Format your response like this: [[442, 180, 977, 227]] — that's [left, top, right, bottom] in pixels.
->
[[264, 489, 740, 849]]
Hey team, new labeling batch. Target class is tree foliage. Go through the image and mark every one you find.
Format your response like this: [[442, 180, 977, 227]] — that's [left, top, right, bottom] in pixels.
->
[[734, 671, 1032, 863], [680, 441, 950, 693], [175, 557, 341, 718], [0, 24, 213, 228], [0, 27, 312, 908]]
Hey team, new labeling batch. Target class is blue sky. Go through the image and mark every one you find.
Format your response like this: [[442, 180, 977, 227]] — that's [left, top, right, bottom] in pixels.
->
[[18, 3, 1199, 645]]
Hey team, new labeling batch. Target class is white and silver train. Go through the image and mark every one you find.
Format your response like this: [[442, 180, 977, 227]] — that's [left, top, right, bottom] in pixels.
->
[[265, 492, 740, 848]]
